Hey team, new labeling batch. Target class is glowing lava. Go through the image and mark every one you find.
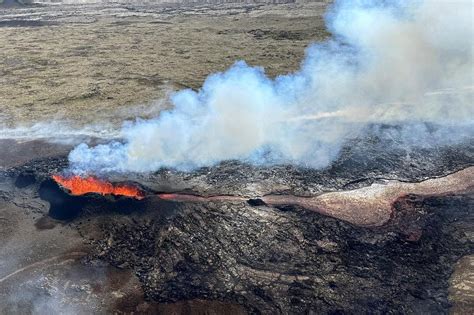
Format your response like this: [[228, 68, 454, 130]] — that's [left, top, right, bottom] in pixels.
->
[[52, 175, 144, 199]]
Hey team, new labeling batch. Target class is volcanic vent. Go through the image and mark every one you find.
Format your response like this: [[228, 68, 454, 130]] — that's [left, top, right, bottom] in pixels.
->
[[37, 173, 153, 220], [52, 175, 145, 199]]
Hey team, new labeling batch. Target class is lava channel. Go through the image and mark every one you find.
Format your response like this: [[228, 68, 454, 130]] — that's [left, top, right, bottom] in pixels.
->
[[159, 167, 474, 227], [52, 175, 144, 199], [262, 167, 474, 226], [158, 193, 246, 203]]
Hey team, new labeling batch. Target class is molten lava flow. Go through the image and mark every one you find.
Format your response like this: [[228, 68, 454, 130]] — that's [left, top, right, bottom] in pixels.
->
[[52, 175, 144, 199]]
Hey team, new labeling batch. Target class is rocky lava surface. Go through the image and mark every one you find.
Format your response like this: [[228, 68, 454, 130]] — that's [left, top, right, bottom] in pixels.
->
[[1, 132, 473, 313]]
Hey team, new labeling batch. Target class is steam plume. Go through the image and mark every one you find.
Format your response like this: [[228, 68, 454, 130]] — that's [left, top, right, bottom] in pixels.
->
[[69, 0, 474, 174]]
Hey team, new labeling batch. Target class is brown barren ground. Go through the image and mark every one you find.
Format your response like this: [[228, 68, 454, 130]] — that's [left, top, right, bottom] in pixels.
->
[[0, 3, 329, 127]]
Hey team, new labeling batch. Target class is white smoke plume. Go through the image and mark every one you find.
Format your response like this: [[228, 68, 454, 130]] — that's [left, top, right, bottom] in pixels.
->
[[69, 0, 474, 174]]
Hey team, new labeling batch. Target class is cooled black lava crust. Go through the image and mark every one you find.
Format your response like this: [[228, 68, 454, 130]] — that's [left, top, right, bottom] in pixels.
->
[[84, 193, 471, 314], [3, 130, 474, 314]]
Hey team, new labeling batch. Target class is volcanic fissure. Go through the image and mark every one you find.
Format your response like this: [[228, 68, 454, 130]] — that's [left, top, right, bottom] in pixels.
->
[[47, 167, 473, 228]]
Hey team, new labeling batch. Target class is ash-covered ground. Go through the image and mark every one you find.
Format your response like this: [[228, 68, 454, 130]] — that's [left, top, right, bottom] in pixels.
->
[[0, 1, 473, 314]]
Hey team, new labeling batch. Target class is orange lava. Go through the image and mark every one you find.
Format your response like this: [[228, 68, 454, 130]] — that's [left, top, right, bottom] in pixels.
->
[[52, 175, 144, 199]]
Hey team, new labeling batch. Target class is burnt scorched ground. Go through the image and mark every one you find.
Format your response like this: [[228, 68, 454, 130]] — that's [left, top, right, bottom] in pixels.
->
[[1, 134, 474, 314]]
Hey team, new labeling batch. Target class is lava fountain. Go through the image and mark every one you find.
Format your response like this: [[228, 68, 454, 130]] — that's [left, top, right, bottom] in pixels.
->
[[52, 175, 144, 199]]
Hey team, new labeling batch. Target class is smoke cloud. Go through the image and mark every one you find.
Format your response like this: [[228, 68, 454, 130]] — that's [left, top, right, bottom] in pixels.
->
[[69, 0, 474, 174]]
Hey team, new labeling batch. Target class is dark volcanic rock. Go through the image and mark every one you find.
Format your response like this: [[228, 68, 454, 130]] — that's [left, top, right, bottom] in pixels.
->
[[88, 193, 473, 314], [2, 133, 473, 314]]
